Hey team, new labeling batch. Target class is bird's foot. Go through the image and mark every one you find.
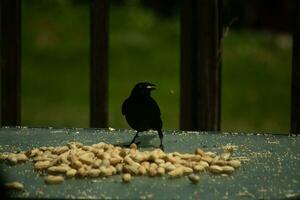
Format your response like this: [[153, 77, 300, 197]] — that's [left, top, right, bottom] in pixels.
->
[[159, 144, 165, 151]]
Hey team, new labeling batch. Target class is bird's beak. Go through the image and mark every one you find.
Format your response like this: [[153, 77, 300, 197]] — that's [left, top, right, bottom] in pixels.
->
[[146, 84, 156, 90]]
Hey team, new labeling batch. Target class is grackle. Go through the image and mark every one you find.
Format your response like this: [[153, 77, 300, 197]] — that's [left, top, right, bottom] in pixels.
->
[[122, 82, 164, 150]]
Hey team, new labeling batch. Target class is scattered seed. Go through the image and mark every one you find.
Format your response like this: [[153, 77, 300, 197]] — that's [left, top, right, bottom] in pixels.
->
[[100, 166, 114, 177], [193, 165, 205, 172], [205, 151, 217, 158], [122, 173, 132, 183], [34, 161, 51, 170], [188, 174, 200, 184], [220, 152, 231, 161], [130, 143, 138, 149], [15, 153, 28, 162], [148, 166, 157, 177], [157, 167, 166, 176], [0, 141, 242, 184], [221, 166, 235, 174], [229, 160, 241, 168], [138, 166, 147, 175], [88, 169, 101, 177], [48, 166, 69, 174], [168, 167, 184, 178], [7, 154, 18, 164], [66, 169, 77, 177], [44, 175, 64, 184], [195, 148, 205, 157], [53, 146, 69, 155], [5, 181, 24, 190], [209, 165, 223, 174]]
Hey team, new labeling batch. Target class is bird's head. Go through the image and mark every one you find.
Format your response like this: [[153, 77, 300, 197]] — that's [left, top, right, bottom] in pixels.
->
[[130, 82, 156, 97]]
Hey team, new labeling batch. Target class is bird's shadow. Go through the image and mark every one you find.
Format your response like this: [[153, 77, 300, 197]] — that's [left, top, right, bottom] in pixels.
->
[[114, 134, 158, 149]]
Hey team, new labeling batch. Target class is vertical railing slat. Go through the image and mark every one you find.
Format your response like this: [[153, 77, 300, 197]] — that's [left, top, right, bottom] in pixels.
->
[[90, 0, 109, 128], [0, 0, 21, 126], [291, 1, 300, 134], [180, 0, 222, 131]]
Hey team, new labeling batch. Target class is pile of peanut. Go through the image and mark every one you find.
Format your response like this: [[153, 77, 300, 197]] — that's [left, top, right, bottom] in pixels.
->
[[0, 142, 241, 185]]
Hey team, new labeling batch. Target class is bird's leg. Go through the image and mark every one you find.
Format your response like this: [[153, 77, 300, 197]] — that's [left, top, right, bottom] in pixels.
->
[[129, 131, 140, 145], [158, 130, 164, 151]]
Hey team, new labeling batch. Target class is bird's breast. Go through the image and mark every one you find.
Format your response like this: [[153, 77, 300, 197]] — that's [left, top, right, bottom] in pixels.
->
[[122, 97, 162, 131]]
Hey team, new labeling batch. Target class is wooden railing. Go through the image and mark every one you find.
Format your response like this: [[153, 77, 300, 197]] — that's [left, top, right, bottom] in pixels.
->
[[0, 0, 299, 134]]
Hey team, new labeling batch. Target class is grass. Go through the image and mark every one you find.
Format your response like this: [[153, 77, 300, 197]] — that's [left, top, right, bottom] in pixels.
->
[[21, 1, 292, 133], [222, 31, 291, 132]]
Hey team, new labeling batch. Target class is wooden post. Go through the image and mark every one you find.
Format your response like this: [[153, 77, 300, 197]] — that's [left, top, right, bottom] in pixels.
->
[[0, 0, 21, 126], [180, 0, 222, 131], [291, 0, 300, 134], [90, 0, 109, 128]]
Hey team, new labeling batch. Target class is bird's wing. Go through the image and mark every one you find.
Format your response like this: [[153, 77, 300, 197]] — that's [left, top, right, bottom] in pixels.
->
[[122, 97, 161, 117], [146, 98, 162, 130], [147, 97, 161, 116]]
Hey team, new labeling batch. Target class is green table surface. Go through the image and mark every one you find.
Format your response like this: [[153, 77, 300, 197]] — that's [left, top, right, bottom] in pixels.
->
[[0, 127, 299, 199]]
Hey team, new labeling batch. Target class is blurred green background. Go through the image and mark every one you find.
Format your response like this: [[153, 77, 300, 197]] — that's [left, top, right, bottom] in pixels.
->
[[21, 0, 292, 133]]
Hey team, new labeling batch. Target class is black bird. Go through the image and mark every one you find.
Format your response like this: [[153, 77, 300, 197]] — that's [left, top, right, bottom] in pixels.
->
[[122, 82, 164, 150]]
